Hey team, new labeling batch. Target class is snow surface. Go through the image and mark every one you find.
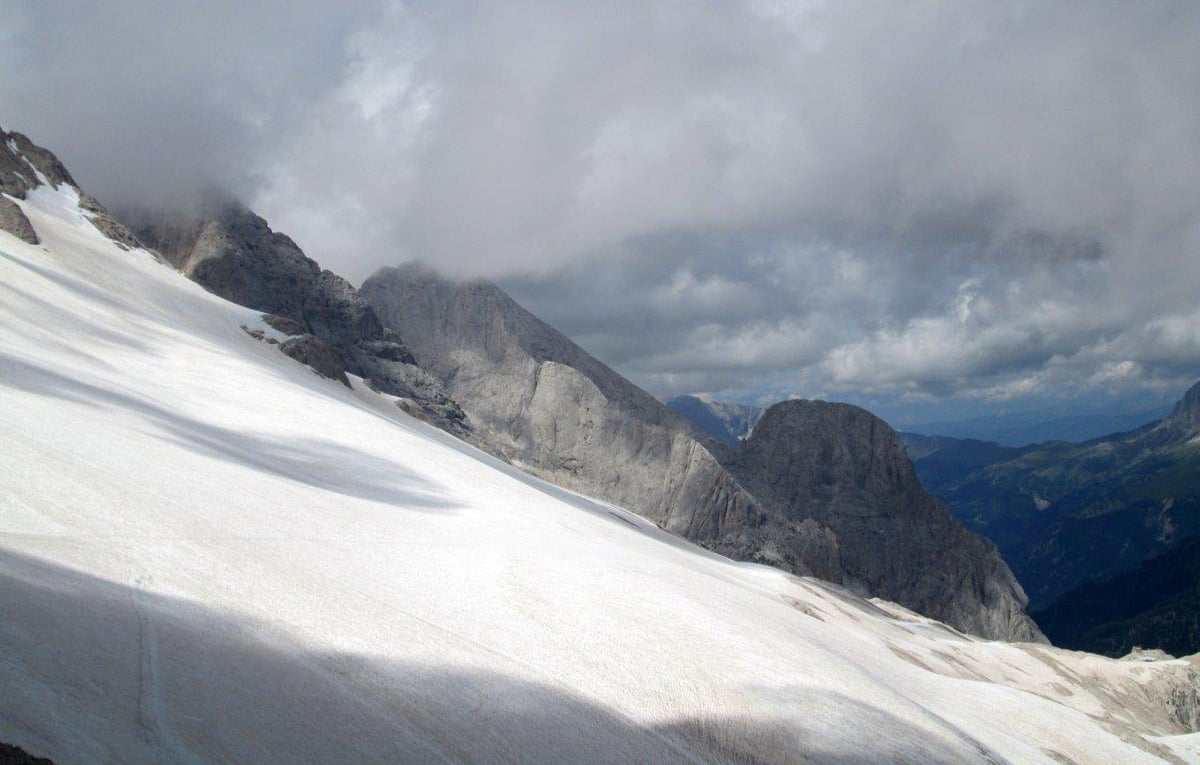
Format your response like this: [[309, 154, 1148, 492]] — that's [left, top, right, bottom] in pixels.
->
[[1, 184, 1197, 764]]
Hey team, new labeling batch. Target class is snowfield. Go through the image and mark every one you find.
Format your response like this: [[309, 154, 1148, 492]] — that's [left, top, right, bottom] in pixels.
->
[[1, 183, 1198, 764]]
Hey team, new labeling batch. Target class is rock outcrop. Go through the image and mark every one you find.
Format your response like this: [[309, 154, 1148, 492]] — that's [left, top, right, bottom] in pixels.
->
[[1, 128, 142, 249], [362, 264, 1043, 641], [122, 198, 469, 434], [0, 197, 37, 244], [1, 129, 75, 195], [279, 334, 350, 387], [736, 400, 1044, 641]]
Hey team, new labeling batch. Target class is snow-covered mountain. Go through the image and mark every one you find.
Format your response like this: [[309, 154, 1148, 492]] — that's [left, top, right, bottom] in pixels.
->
[[2, 133, 1200, 763]]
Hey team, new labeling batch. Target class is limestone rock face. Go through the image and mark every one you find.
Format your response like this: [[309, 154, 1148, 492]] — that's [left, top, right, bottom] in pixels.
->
[[361, 264, 761, 539], [123, 198, 469, 435], [737, 400, 1045, 642]]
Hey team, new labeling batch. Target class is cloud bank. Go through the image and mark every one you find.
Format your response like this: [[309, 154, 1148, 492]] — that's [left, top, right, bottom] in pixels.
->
[[4, 1, 1199, 419]]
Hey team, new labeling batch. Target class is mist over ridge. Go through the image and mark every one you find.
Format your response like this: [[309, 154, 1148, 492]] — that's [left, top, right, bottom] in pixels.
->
[[5, 1, 1200, 421]]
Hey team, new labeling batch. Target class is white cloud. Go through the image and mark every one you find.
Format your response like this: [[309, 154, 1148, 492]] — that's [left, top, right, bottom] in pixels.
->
[[4, 0, 1200, 414]]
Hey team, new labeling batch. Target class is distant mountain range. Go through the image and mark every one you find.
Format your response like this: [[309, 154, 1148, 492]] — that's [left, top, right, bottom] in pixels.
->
[[902, 404, 1173, 447], [663, 395, 762, 448], [901, 384, 1200, 613], [1033, 535, 1200, 658]]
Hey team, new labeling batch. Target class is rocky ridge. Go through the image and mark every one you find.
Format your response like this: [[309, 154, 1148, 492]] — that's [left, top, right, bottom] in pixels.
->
[[362, 264, 1044, 641], [121, 197, 469, 434], [1, 128, 138, 249]]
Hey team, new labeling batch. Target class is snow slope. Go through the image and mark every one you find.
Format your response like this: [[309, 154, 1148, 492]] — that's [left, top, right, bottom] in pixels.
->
[[0, 183, 1197, 764]]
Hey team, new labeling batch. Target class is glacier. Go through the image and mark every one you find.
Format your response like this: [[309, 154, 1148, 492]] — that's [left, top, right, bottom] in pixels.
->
[[1, 181, 1198, 763]]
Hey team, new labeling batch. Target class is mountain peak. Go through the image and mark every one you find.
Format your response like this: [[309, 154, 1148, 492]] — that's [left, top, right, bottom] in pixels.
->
[[1, 128, 77, 198], [738, 398, 1044, 642]]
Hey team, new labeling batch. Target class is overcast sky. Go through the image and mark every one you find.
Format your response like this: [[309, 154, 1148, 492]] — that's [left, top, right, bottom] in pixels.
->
[[4, 1, 1199, 426]]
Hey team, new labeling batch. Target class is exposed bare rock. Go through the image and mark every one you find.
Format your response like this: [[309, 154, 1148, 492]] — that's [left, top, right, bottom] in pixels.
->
[[119, 205, 207, 270], [0, 197, 37, 244], [666, 395, 763, 448], [0, 741, 54, 765], [0, 139, 37, 200], [121, 197, 470, 436], [1, 128, 141, 249], [280, 335, 350, 386], [737, 399, 1045, 642], [1165, 664, 1200, 731], [1, 130, 44, 243], [262, 314, 307, 336], [77, 191, 142, 250], [0, 130, 76, 195], [361, 264, 762, 540]]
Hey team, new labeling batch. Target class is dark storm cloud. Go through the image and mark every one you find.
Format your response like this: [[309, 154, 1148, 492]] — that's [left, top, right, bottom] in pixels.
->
[[4, 1, 1199, 413]]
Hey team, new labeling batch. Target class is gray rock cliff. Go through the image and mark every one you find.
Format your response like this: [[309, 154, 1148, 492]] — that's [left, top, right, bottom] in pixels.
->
[[737, 400, 1045, 642], [361, 264, 762, 540]]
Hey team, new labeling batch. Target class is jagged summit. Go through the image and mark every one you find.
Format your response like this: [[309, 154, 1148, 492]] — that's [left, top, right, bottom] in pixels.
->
[[1, 128, 77, 196], [1, 129, 1043, 642]]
